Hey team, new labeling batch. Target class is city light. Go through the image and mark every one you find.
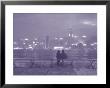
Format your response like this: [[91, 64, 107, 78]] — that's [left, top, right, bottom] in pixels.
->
[[14, 47, 23, 50], [69, 33, 71, 37], [83, 21, 91, 25], [83, 44, 87, 46], [35, 44, 37, 46], [26, 47, 33, 50], [82, 35, 87, 38], [29, 45, 31, 47], [59, 38, 63, 40], [91, 42, 97, 46], [29, 47, 33, 48], [91, 44, 94, 46], [72, 44, 77, 46], [53, 46, 64, 50], [33, 41, 35, 44], [25, 38, 29, 41], [13, 31, 96, 50], [82, 21, 96, 26]]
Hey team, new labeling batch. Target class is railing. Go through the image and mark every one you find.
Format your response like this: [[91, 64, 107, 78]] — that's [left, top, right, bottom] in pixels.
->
[[14, 57, 97, 69], [13, 49, 97, 69]]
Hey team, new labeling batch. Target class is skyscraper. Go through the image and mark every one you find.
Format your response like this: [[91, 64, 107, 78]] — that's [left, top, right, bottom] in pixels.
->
[[67, 28, 73, 47], [45, 36, 49, 49], [68, 28, 73, 37]]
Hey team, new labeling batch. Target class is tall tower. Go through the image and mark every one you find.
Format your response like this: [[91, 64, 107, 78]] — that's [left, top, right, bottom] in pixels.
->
[[67, 28, 73, 47], [45, 36, 49, 49], [68, 28, 73, 37]]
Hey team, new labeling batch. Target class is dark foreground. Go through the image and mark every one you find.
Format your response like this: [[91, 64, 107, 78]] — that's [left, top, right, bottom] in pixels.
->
[[14, 59, 97, 75]]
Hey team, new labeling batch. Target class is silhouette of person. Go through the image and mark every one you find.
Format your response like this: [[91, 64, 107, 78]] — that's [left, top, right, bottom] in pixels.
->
[[61, 50, 67, 64], [56, 50, 61, 65]]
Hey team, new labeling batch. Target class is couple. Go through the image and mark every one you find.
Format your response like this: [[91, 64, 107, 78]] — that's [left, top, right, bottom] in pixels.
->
[[56, 50, 67, 65]]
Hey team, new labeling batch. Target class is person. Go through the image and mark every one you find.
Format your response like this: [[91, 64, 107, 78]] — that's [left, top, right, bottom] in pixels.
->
[[61, 50, 67, 64], [56, 50, 61, 65]]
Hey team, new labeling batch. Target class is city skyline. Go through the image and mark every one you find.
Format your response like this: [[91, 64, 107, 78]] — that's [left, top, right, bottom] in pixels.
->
[[13, 13, 97, 75]]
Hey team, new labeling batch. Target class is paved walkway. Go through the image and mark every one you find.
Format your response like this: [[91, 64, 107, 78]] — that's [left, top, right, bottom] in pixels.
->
[[14, 63, 96, 75]]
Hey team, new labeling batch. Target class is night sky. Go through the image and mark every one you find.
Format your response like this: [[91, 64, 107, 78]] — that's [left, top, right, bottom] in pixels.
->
[[13, 13, 97, 40]]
